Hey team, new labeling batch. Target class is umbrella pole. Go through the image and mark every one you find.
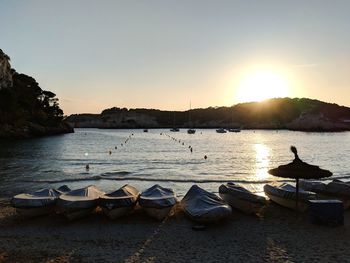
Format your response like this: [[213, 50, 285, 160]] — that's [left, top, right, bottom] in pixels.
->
[[295, 178, 299, 212]]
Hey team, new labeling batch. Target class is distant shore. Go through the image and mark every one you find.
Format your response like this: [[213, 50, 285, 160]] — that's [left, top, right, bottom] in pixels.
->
[[66, 98, 350, 132], [1, 199, 349, 262]]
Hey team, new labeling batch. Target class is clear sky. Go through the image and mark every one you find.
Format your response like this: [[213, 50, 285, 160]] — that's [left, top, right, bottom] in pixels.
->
[[1, 0, 349, 114]]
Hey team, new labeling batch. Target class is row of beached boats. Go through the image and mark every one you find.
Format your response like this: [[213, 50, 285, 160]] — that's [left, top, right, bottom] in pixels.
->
[[11, 180, 350, 222]]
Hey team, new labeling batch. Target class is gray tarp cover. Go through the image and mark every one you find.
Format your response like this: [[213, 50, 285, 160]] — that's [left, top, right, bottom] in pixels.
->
[[219, 182, 266, 204], [300, 180, 350, 198], [264, 183, 316, 201], [299, 180, 326, 192], [181, 185, 232, 220], [139, 184, 177, 208], [325, 180, 350, 198], [57, 185, 105, 210], [99, 184, 140, 209], [12, 185, 71, 208]]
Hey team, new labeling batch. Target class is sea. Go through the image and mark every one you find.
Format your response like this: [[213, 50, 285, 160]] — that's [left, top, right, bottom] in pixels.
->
[[0, 128, 349, 197]]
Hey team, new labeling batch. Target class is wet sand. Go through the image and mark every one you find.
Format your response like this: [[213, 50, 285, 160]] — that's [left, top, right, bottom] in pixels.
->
[[0, 199, 349, 263]]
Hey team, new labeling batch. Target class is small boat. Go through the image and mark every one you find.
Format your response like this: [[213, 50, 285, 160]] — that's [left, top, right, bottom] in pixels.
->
[[264, 183, 316, 212], [139, 184, 177, 220], [300, 180, 350, 209], [216, 128, 227, 133], [228, 128, 241, 132], [99, 185, 140, 219], [187, 129, 196, 134], [181, 185, 232, 223], [219, 183, 266, 215], [143, 129, 148, 132], [57, 185, 104, 220], [11, 185, 70, 218]]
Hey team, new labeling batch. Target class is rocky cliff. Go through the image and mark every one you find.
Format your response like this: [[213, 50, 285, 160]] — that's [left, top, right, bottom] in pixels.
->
[[66, 98, 350, 132], [0, 49, 13, 89], [0, 49, 73, 139]]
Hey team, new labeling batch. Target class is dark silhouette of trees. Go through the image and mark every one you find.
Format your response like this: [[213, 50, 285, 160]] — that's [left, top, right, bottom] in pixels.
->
[[0, 71, 64, 126]]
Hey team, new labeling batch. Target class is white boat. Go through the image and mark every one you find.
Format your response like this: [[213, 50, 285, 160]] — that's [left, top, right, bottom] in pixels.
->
[[11, 185, 70, 218], [216, 128, 227, 133], [219, 183, 266, 215], [300, 180, 350, 209], [99, 185, 140, 219], [57, 185, 104, 220], [181, 185, 232, 223], [264, 183, 316, 212], [139, 184, 177, 220]]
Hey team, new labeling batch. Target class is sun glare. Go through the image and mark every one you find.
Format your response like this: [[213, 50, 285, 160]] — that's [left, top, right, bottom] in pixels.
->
[[236, 70, 290, 103]]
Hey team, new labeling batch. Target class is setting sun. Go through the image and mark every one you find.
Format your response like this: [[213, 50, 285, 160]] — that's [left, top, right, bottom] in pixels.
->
[[236, 70, 290, 103]]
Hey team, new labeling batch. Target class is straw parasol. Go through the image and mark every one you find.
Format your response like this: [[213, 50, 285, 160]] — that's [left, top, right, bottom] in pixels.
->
[[268, 146, 332, 210]]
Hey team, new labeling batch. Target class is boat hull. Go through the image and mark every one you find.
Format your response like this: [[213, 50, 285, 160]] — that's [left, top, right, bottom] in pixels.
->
[[184, 208, 231, 223], [16, 206, 55, 218], [61, 208, 96, 220], [102, 207, 134, 219], [143, 206, 173, 221], [219, 193, 265, 215], [266, 193, 309, 212]]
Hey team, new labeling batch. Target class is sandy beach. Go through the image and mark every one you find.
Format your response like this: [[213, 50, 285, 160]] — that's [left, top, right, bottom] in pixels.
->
[[0, 198, 349, 263]]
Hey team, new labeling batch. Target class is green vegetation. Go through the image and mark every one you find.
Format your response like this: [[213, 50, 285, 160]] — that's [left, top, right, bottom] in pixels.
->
[[0, 72, 64, 126], [0, 49, 72, 138]]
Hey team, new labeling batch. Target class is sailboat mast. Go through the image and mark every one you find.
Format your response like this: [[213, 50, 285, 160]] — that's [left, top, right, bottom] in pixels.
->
[[189, 101, 191, 127]]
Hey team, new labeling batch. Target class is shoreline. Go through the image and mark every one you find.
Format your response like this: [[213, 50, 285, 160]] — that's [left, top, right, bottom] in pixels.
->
[[1, 200, 349, 262]]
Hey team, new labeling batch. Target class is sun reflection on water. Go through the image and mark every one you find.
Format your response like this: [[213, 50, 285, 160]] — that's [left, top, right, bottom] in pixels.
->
[[254, 143, 271, 180]]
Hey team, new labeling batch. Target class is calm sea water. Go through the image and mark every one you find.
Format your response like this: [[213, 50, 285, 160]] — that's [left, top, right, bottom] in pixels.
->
[[0, 128, 349, 197]]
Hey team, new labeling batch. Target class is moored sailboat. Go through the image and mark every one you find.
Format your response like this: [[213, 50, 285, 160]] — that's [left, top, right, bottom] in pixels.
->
[[187, 101, 196, 134]]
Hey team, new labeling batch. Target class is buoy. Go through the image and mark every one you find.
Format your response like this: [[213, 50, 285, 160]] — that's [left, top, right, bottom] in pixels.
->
[[204, 155, 207, 160], [86, 164, 90, 170], [109, 150, 112, 155]]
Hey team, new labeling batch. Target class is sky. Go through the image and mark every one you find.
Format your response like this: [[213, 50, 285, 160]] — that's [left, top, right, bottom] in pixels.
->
[[1, 0, 350, 114]]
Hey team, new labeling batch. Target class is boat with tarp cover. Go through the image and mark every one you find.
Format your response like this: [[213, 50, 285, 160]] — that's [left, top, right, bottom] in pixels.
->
[[99, 185, 140, 219], [57, 185, 104, 220], [139, 184, 177, 220], [12, 185, 70, 217], [300, 179, 350, 209], [181, 185, 232, 223]]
